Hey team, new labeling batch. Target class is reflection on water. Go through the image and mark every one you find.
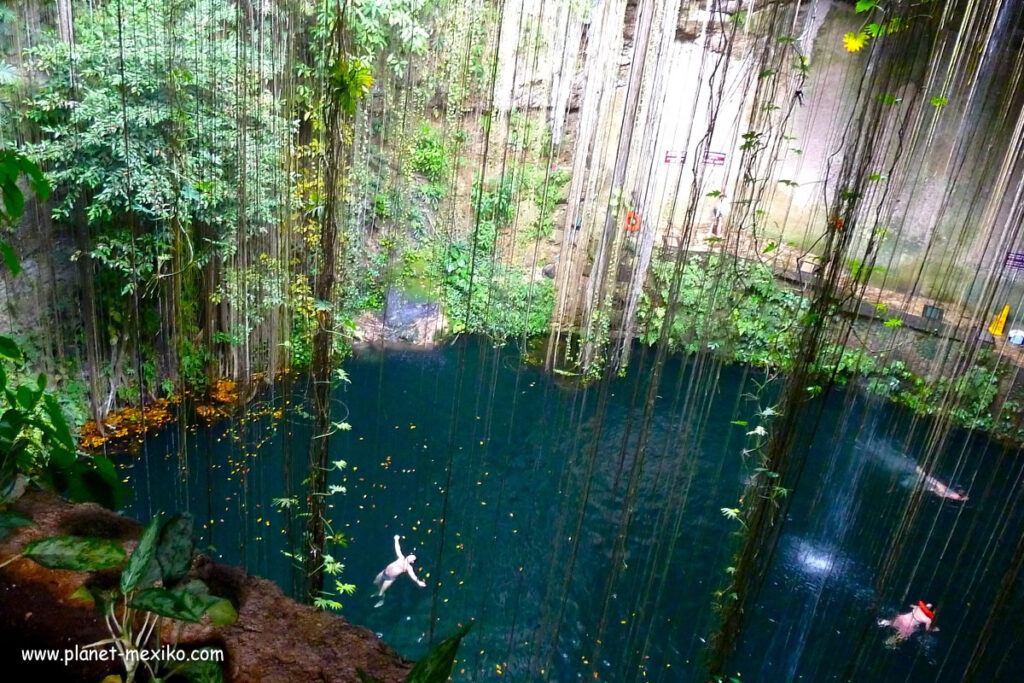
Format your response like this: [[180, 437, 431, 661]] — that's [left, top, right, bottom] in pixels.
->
[[792, 538, 839, 576], [123, 339, 1023, 681]]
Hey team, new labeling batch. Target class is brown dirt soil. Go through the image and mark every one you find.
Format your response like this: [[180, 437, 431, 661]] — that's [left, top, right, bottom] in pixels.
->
[[0, 491, 412, 682]]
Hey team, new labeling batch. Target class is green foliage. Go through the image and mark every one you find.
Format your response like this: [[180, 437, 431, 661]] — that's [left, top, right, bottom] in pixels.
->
[[26, 0, 284, 234], [374, 192, 393, 219], [410, 125, 450, 183], [508, 110, 535, 152], [0, 317, 126, 509], [350, 0, 431, 77], [637, 255, 807, 370], [166, 651, 226, 683], [8, 509, 234, 681], [879, 364, 1001, 430], [180, 339, 215, 391], [330, 58, 374, 117], [130, 581, 237, 625], [1, 156, 124, 506], [0, 510, 32, 542], [740, 131, 762, 151], [818, 344, 1003, 434], [0, 149, 50, 226], [406, 623, 472, 683], [24, 0, 285, 379], [21, 535, 126, 570], [417, 182, 448, 207], [472, 174, 517, 227], [848, 258, 884, 281], [0, 150, 52, 276], [436, 240, 554, 340], [156, 513, 196, 583], [522, 165, 571, 239], [0, 58, 20, 135], [121, 514, 164, 593]]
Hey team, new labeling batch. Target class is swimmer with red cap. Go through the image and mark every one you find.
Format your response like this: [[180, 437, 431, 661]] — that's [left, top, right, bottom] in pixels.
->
[[878, 601, 940, 640]]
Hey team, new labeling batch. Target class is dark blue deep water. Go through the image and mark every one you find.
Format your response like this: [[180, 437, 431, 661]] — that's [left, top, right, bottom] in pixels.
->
[[123, 338, 1024, 681]]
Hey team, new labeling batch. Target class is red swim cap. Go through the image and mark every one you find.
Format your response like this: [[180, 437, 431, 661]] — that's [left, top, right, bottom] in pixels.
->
[[917, 601, 935, 619]]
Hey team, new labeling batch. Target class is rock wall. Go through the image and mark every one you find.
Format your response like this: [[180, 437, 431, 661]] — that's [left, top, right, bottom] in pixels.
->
[[484, 0, 1024, 369]]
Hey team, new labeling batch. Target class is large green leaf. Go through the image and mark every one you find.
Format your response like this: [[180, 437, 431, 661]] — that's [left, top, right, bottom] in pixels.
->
[[129, 581, 236, 625], [89, 455, 129, 508], [0, 178, 23, 221], [405, 624, 471, 683], [42, 394, 74, 450], [0, 241, 20, 276], [58, 456, 130, 511], [0, 336, 22, 363], [22, 535, 126, 571], [14, 154, 50, 202], [203, 596, 238, 627], [129, 586, 206, 622], [0, 509, 32, 542], [179, 580, 237, 625], [0, 510, 33, 528], [0, 152, 49, 209], [121, 512, 162, 593], [155, 513, 195, 584], [15, 385, 40, 412]]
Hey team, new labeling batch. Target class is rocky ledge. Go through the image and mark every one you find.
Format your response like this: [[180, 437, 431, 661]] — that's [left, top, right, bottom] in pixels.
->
[[0, 491, 412, 682]]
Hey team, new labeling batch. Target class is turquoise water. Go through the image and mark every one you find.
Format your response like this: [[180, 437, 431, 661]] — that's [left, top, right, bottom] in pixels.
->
[[124, 338, 1023, 681]]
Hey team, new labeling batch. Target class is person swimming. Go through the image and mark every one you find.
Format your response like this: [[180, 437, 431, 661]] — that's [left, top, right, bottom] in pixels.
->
[[878, 601, 939, 642], [374, 534, 426, 604], [914, 465, 969, 502]]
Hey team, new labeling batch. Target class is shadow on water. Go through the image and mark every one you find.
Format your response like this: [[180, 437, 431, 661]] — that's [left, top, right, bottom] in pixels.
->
[[124, 338, 1024, 681]]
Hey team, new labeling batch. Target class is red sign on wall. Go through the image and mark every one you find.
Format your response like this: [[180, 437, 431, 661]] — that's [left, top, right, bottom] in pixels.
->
[[704, 151, 727, 166]]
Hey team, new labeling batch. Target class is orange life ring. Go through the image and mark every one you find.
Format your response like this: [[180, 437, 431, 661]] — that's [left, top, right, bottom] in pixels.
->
[[625, 210, 641, 232]]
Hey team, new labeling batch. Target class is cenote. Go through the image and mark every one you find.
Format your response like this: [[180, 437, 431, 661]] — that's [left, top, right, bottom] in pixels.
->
[[122, 338, 1023, 681]]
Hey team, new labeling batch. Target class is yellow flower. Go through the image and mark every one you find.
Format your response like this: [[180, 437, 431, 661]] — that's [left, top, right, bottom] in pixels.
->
[[843, 31, 870, 53]]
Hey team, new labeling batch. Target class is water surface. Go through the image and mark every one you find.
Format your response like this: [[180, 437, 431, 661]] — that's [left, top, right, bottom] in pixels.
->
[[124, 339, 1023, 681]]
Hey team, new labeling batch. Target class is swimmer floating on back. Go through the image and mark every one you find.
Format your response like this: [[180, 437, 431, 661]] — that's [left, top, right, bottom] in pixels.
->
[[373, 534, 426, 606], [915, 465, 969, 502], [878, 601, 939, 642]]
